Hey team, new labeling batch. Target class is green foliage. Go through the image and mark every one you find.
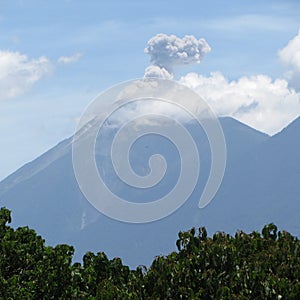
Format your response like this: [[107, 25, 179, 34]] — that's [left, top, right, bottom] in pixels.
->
[[145, 225, 300, 299], [0, 207, 75, 299], [0, 207, 299, 299]]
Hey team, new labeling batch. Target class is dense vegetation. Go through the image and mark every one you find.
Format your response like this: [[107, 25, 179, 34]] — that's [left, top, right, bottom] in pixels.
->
[[0, 207, 299, 299]]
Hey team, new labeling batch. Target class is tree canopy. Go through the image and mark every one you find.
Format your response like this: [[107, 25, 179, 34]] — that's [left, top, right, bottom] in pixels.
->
[[0, 207, 299, 299]]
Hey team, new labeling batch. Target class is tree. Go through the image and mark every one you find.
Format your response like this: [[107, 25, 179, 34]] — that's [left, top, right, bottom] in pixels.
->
[[0, 207, 299, 299]]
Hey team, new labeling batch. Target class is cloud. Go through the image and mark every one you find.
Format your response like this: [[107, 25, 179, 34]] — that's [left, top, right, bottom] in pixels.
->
[[144, 33, 210, 79], [0, 50, 82, 101], [278, 30, 300, 71], [278, 30, 300, 91], [58, 52, 82, 64], [141, 32, 300, 134], [144, 65, 173, 80], [180, 72, 300, 135], [0, 50, 52, 100]]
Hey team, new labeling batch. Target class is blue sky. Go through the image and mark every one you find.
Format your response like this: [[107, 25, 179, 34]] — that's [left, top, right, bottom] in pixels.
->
[[0, 0, 300, 180]]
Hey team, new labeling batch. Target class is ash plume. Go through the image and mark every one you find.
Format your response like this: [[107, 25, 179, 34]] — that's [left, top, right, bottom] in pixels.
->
[[144, 33, 211, 79]]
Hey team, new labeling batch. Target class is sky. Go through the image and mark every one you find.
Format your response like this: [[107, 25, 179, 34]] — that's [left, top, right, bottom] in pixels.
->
[[0, 0, 300, 180]]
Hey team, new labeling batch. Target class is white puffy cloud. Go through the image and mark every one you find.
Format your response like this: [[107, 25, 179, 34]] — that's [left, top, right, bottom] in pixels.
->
[[144, 33, 210, 79], [278, 30, 300, 71], [180, 72, 300, 135], [278, 30, 300, 91], [0, 50, 52, 100], [58, 52, 82, 64]]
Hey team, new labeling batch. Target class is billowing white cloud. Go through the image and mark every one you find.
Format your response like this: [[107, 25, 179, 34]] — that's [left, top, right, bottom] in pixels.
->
[[278, 30, 300, 91], [58, 52, 82, 64], [144, 33, 210, 79], [0, 50, 52, 100], [278, 30, 300, 71], [180, 72, 300, 135]]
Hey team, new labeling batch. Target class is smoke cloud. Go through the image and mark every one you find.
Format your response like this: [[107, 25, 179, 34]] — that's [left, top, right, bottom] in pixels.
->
[[144, 33, 211, 79], [144, 65, 173, 80]]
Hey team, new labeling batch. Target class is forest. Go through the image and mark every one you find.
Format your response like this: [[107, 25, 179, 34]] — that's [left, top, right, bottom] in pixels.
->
[[0, 207, 299, 299]]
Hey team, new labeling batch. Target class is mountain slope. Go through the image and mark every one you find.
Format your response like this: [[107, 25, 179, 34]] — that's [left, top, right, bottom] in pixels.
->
[[2, 116, 298, 268]]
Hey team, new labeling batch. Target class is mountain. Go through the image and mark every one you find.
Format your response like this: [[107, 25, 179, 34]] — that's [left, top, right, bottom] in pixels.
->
[[0, 116, 299, 268]]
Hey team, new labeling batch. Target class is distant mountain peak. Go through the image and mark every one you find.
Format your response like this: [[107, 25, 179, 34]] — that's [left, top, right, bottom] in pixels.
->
[[272, 115, 300, 139], [219, 116, 269, 138], [0, 115, 299, 267]]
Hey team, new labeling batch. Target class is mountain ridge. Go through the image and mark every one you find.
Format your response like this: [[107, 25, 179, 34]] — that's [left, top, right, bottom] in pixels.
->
[[0, 116, 299, 267]]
